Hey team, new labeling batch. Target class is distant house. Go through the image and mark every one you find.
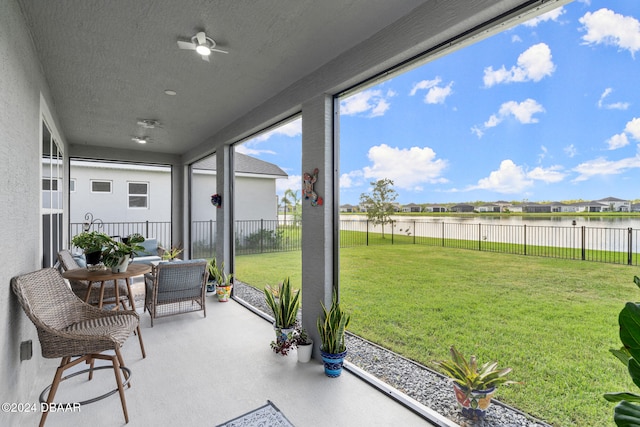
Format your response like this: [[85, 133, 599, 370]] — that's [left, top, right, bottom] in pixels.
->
[[572, 201, 608, 213], [522, 203, 551, 213], [423, 205, 446, 213], [631, 203, 640, 212], [449, 204, 475, 213], [401, 203, 421, 213], [190, 153, 287, 222], [597, 197, 631, 212], [340, 204, 356, 213], [478, 203, 500, 213]]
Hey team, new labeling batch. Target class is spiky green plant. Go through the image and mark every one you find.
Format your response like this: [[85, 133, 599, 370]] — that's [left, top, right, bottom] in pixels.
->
[[436, 346, 519, 391], [317, 292, 351, 354], [604, 276, 640, 426], [264, 277, 300, 329]]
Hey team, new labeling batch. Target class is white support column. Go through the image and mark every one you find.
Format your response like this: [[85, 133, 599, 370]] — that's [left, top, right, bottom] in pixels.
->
[[215, 145, 233, 276], [301, 94, 336, 357]]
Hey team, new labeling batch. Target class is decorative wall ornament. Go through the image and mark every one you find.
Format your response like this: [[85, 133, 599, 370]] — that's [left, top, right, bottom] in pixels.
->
[[303, 168, 323, 206], [211, 194, 222, 208], [82, 212, 104, 232]]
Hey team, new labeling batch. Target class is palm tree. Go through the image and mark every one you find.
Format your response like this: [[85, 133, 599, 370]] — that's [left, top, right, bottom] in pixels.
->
[[283, 189, 301, 225]]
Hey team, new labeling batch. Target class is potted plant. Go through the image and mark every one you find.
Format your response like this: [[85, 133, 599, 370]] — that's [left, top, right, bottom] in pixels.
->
[[161, 244, 183, 261], [435, 346, 519, 420], [604, 276, 640, 425], [293, 323, 313, 363], [102, 234, 145, 273], [317, 292, 350, 377], [206, 258, 220, 293], [264, 277, 300, 344], [214, 263, 233, 302], [71, 231, 111, 265]]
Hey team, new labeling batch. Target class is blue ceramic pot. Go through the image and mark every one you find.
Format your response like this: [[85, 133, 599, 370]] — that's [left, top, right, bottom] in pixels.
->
[[320, 349, 347, 377]]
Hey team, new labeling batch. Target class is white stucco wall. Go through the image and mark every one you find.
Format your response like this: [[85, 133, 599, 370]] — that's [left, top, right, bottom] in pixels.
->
[[69, 162, 172, 224], [0, 0, 67, 414]]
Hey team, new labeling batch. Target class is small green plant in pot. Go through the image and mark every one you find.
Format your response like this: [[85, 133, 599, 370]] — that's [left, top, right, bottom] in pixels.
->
[[317, 291, 350, 377], [102, 234, 145, 273], [264, 277, 300, 348], [435, 346, 519, 420], [71, 231, 111, 265]]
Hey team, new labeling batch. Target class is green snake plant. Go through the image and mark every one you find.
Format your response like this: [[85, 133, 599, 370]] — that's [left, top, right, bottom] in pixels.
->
[[317, 292, 351, 354], [264, 277, 300, 329]]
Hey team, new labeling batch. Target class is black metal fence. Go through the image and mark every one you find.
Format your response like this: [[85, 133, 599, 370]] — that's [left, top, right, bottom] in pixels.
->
[[73, 219, 640, 266]]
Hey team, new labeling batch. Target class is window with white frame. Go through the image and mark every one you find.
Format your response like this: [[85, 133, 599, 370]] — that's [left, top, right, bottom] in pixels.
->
[[91, 180, 112, 193], [128, 182, 148, 208], [69, 178, 76, 192]]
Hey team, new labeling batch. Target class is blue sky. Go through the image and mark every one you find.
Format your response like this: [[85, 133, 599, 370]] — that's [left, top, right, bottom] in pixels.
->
[[237, 0, 640, 205]]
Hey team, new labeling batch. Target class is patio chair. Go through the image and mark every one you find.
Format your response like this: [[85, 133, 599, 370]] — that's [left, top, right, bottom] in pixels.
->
[[57, 249, 131, 308], [144, 259, 209, 326], [11, 268, 140, 426]]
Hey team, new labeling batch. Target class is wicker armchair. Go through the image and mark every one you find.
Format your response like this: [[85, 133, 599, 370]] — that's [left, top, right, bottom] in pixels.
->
[[57, 249, 130, 308], [144, 259, 209, 326], [11, 268, 140, 426]]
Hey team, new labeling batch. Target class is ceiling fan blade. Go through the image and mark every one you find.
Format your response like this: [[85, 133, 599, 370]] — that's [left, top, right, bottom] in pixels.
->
[[211, 48, 228, 54], [202, 55, 210, 62], [195, 31, 207, 45], [177, 40, 196, 50]]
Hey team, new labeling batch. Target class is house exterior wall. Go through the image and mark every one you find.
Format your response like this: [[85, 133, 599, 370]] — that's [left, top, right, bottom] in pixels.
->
[[191, 172, 280, 222], [69, 163, 172, 224], [0, 0, 66, 411]]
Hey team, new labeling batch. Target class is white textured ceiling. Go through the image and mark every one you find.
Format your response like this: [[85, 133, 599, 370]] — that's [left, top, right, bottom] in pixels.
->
[[17, 0, 427, 155]]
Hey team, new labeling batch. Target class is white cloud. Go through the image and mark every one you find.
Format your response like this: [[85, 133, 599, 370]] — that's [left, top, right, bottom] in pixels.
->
[[361, 144, 448, 190], [607, 133, 629, 150], [511, 35, 522, 43], [465, 160, 566, 193], [235, 145, 276, 156], [605, 117, 640, 149], [410, 77, 454, 104], [625, 117, 640, 141], [340, 89, 395, 117], [538, 145, 548, 163], [598, 88, 630, 110], [572, 151, 640, 182], [253, 119, 302, 142], [478, 99, 545, 134], [483, 43, 555, 87], [276, 174, 302, 196], [579, 8, 640, 57], [564, 144, 577, 158], [339, 170, 364, 189], [467, 160, 533, 193], [522, 7, 565, 27], [527, 165, 566, 183]]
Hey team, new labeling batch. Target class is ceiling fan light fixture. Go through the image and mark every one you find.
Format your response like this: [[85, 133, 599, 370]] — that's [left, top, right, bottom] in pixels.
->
[[137, 119, 160, 129], [132, 136, 149, 144], [195, 45, 211, 56]]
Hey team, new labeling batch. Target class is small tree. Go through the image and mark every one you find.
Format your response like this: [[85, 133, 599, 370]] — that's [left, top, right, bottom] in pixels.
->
[[283, 189, 302, 225], [359, 178, 398, 238]]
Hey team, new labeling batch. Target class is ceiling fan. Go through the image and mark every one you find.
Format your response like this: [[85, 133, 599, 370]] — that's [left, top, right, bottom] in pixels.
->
[[177, 31, 228, 62]]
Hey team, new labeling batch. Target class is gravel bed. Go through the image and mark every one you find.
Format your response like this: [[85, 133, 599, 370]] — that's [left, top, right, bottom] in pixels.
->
[[232, 282, 550, 427]]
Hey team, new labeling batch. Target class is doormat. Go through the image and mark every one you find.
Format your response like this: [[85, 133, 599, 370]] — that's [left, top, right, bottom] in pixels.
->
[[216, 400, 294, 427]]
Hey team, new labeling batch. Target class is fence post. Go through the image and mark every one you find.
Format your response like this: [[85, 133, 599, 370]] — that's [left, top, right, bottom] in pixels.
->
[[581, 226, 586, 260], [478, 223, 482, 251], [260, 219, 264, 253], [366, 220, 369, 246], [442, 222, 445, 247], [145, 221, 149, 238], [413, 220, 416, 245], [628, 228, 633, 266], [391, 221, 394, 245], [209, 219, 214, 258], [523, 224, 527, 256]]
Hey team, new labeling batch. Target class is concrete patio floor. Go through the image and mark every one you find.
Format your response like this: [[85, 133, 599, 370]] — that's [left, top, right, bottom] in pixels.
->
[[12, 293, 435, 427]]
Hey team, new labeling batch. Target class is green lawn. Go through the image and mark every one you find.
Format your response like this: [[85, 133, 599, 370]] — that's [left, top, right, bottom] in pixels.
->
[[235, 246, 637, 427]]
